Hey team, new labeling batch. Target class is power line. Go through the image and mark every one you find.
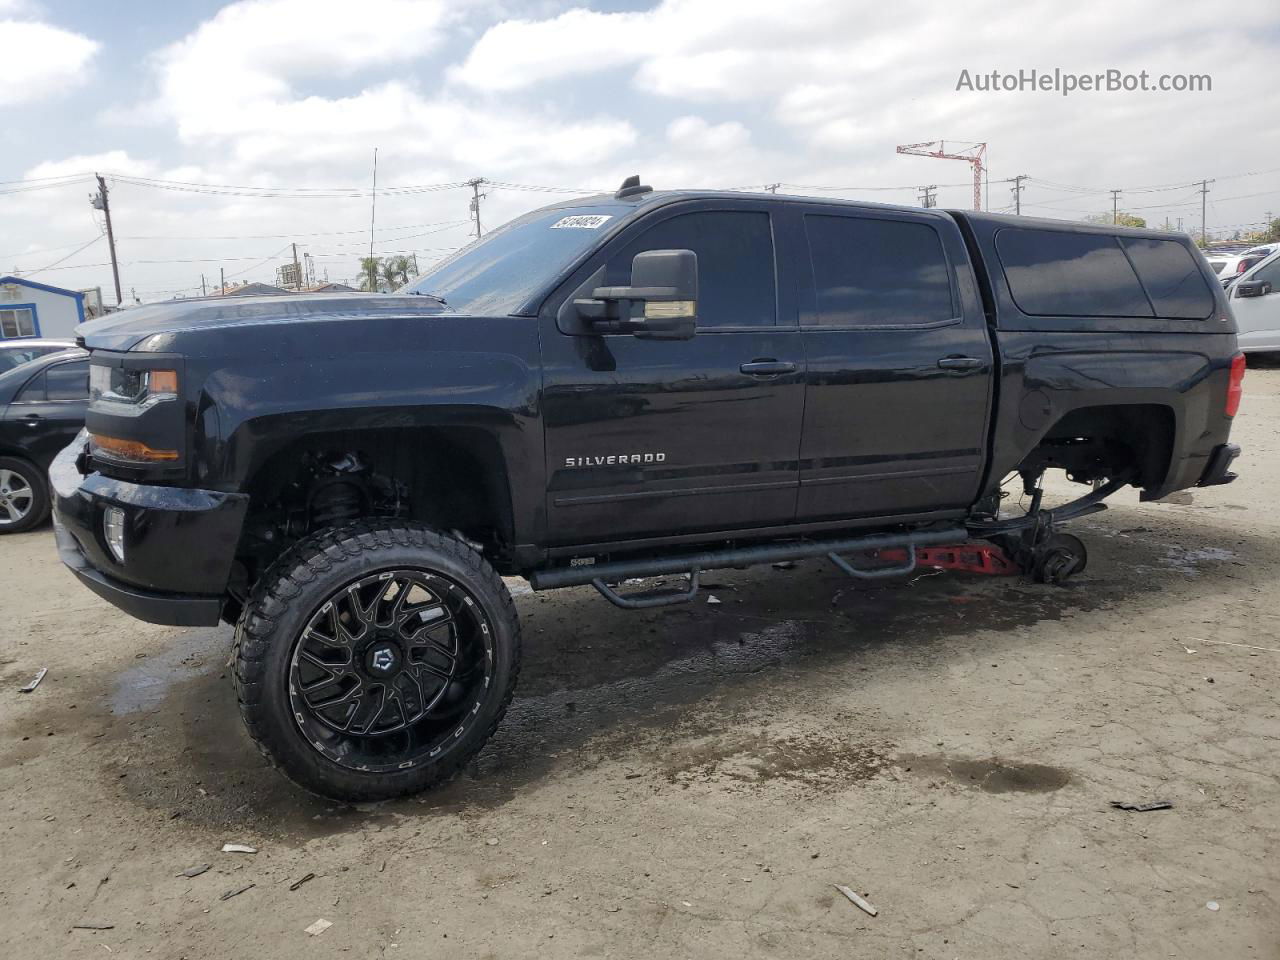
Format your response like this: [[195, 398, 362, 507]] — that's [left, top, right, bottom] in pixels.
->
[[20, 235, 104, 276], [118, 218, 469, 242]]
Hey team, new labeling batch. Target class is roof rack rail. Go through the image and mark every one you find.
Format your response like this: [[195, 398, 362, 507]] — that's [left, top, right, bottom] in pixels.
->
[[615, 174, 652, 200]]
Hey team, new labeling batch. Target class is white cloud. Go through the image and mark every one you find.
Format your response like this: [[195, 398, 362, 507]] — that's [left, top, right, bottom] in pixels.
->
[[144, 0, 636, 175], [449, 7, 645, 92], [155, 0, 453, 141], [0, 19, 99, 105], [25, 151, 156, 180], [666, 115, 750, 152]]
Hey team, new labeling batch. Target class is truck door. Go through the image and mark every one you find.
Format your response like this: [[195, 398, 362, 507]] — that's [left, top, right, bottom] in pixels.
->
[[1230, 255, 1280, 353], [539, 201, 805, 548], [790, 207, 993, 522]]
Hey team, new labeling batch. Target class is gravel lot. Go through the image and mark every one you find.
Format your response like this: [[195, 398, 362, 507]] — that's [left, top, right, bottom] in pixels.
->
[[2, 363, 1278, 959]]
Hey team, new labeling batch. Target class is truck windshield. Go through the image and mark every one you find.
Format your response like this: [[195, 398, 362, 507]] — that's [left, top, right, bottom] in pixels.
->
[[403, 204, 626, 315]]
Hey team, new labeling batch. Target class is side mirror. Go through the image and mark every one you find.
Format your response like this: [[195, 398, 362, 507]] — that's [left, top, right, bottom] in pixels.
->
[[574, 249, 698, 340], [1236, 279, 1272, 298]]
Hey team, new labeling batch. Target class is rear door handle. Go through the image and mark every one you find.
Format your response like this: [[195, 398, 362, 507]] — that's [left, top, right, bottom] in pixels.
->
[[740, 360, 797, 376], [937, 356, 983, 370]]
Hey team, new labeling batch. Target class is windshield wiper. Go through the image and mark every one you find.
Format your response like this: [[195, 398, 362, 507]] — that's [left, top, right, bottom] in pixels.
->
[[407, 290, 447, 306]]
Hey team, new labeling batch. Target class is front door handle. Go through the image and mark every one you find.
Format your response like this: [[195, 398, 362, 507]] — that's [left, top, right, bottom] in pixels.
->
[[937, 356, 983, 371], [740, 360, 797, 376]]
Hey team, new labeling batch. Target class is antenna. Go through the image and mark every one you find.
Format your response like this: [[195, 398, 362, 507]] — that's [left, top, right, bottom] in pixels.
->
[[368, 148, 378, 290]]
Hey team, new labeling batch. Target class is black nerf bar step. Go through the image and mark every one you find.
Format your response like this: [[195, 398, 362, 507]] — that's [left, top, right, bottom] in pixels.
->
[[529, 525, 967, 603]]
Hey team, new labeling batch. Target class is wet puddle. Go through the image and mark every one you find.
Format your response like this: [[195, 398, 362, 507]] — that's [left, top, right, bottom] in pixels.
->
[[898, 754, 1071, 794], [109, 627, 232, 715]]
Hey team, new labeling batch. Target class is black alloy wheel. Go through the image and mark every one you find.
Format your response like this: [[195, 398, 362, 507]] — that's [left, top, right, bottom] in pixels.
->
[[234, 521, 521, 801], [288, 568, 493, 773]]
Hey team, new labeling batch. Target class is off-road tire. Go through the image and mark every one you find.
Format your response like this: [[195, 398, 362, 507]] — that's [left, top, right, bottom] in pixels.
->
[[232, 520, 521, 801], [0, 456, 50, 534]]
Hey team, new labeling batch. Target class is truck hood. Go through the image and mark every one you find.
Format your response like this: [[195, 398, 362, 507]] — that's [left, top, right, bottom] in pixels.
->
[[77, 292, 450, 352]]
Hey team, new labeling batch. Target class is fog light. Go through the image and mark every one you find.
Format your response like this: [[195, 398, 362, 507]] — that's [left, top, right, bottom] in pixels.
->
[[104, 506, 126, 563]]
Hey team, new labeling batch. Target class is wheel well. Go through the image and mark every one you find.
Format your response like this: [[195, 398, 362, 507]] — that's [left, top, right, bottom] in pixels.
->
[[1017, 404, 1175, 489], [234, 426, 515, 588]]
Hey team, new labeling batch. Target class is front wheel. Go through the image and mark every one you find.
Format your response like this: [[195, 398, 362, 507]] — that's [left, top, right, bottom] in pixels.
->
[[233, 520, 521, 801], [0, 457, 50, 534]]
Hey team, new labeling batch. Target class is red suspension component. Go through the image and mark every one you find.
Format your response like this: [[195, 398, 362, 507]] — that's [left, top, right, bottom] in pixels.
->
[[876, 543, 1018, 576]]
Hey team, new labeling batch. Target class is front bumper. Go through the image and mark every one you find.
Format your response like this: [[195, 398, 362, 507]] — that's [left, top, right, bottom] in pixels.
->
[[49, 434, 248, 626]]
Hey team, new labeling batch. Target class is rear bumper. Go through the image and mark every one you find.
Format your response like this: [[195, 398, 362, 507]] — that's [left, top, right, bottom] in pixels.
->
[[1197, 442, 1240, 487], [49, 434, 247, 626]]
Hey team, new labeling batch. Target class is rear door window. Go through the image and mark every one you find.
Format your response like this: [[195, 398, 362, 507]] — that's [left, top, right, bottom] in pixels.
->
[[996, 228, 1153, 318], [46, 360, 89, 400], [803, 214, 955, 326], [1119, 238, 1215, 319], [15, 370, 46, 402]]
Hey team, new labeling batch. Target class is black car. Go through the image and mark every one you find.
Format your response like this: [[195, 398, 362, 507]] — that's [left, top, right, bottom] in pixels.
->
[[0, 348, 89, 532], [0, 338, 77, 373]]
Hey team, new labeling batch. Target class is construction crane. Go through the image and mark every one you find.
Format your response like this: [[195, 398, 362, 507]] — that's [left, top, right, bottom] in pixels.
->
[[895, 140, 987, 211]]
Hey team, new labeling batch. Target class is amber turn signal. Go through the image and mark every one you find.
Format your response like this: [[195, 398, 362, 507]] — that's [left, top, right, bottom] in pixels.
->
[[148, 369, 179, 395], [89, 433, 180, 463]]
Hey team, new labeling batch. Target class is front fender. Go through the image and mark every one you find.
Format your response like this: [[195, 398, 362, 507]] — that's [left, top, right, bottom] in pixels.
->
[[187, 315, 544, 547]]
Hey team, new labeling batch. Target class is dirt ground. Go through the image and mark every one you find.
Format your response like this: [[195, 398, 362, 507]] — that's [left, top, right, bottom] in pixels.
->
[[3, 366, 1279, 960]]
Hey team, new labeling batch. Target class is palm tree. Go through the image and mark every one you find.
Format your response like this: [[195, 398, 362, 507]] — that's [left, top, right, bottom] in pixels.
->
[[390, 255, 414, 286], [380, 259, 400, 291], [358, 256, 381, 291]]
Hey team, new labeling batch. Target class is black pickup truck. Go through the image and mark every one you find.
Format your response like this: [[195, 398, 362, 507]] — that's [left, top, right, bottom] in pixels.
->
[[51, 178, 1244, 800]]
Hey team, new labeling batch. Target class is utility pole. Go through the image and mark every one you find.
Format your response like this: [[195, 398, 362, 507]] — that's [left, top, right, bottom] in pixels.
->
[[1110, 189, 1121, 225], [220, 267, 225, 296], [1199, 179, 1213, 244], [467, 178, 487, 239], [1010, 174, 1028, 215], [410, 252, 419, 276], [91, 174, 123, 307], [917, 185, 937, 208], [291, 243, 303, 291], [201, 274, 206, 296], [764, 183, 781, 194]]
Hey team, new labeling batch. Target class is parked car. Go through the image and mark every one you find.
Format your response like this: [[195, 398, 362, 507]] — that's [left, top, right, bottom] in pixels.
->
[[0, 348, 88, 532], [1228, 249, 1280, 353], [1241, 242, 1280, 259], [0, 338, 76, 373], [1208, 252, 1270, 281], [52, 182, 1242, 800]]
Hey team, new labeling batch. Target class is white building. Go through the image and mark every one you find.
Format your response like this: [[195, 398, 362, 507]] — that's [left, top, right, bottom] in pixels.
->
[[0, 275, 87, 341]]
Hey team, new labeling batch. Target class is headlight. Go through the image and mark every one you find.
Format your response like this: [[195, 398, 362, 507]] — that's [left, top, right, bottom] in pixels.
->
[[104, 506, 126, 563], [90, 365, 179, 406]]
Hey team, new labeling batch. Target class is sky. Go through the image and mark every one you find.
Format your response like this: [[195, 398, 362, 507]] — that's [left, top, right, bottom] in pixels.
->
[[2, 0, 1280, 303]]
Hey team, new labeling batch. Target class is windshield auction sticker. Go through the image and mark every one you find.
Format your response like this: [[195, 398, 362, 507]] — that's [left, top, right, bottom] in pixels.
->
[[550, 215, 613, 229]]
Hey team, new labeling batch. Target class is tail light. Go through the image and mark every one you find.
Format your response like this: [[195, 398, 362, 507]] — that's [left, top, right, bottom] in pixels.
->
[[1237, 261, 1249, 274], [1226, 352, 1246, 417]]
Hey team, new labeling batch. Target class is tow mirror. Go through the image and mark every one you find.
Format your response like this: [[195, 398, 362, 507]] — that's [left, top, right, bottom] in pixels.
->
[[1235, 279, 1272, 298], [574, 249, 698, 340]]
